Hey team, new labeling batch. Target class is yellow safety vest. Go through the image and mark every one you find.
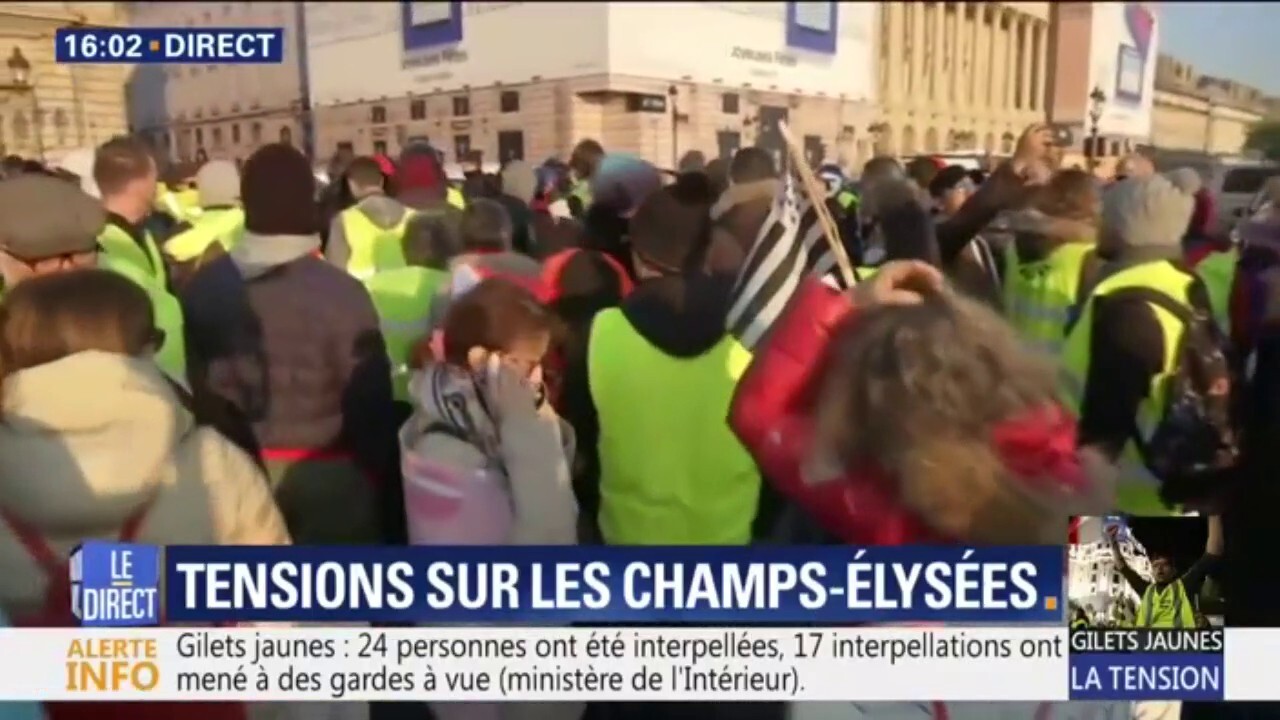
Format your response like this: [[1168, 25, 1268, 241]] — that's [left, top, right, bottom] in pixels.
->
[[340, 208, 411, 281], [164, 208, 245, 263], [1003, 242, 1094, 357], [1060, 260, 1197, 515], [446, 187, 466, 210], [837, 190, 858, 212], [98, 223, 169, 290], [1135, 579, 1197, 628], [177, 188, 202, 219], [587, 308, 760, 545], [855, 265, 879, 282], [98, 252, 187, 385], [364, 266, 448, 402], [1195, 248, 1237, 334]]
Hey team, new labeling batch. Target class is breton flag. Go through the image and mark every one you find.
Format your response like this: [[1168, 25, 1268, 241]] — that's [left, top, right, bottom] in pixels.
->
[[725, 173, 851, 350]]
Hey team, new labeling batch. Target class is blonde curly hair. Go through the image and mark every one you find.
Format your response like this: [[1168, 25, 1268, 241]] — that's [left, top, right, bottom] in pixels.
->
[[813, 283, 1112, 543]]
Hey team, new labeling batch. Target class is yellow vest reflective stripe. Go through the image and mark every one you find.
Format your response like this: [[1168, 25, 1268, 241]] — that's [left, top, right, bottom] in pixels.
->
[[98, 223, 168, 289], [98, 253, 187, 385], [364, 266, 448, 402], [1003, 242, 1094, 357], [340, 208, 411, 280], [1060, 260, 1196, 515], [587, 308, 760, 544], [1136, 579, 1197, 628], [164, 208, 245, 262], [1195, 248, 1237, 334], [446, 187, 466, 210]]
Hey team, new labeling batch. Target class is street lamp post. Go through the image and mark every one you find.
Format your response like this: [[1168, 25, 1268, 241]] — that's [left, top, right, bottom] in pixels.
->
[[1086, 86, 1107, 173], [668, 85, 679, 169], [1, 48, 44, 162]]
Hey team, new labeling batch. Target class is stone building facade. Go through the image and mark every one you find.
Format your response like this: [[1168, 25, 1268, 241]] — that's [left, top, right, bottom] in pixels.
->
[[0, 2, 130, 162], [873, 1, 1051, 157], [1151, 54, 1267, 156], [307, 2, 878, 171], [124, 1, 309, 165]]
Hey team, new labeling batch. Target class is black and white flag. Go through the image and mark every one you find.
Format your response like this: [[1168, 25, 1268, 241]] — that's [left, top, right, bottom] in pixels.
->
[[725, 173, 851, 351]]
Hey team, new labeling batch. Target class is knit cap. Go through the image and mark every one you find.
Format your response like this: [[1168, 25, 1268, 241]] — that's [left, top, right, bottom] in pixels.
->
[[196, 159, 240, 208], [241, 143, 319, 235], [1101, 175, 1194, 249]]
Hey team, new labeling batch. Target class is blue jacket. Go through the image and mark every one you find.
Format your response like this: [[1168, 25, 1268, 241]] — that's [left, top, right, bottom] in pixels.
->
[[0, 609, 42, 720]]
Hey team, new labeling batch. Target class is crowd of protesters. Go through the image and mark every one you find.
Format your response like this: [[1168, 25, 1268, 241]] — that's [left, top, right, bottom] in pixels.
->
[[0, 122, 1275, 720]]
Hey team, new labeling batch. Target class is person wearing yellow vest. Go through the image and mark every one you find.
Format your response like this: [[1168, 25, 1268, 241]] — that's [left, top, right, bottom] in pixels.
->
[[393, 143, 465, 251], [0, 173, 187, 383], [1060, 176, 1205, 515], [326, 156, 414, 280], [365, 212, 455, 404], [1109, 516, 1222, 628], [999, 170, 1103, 354], [573, 182, 768, 546], [94, 136, 171, 291], [163, 160, 245, 287]]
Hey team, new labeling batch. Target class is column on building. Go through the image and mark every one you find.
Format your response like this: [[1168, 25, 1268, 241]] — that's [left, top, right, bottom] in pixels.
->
[[1003, 10, 1017, 112], [1017, 18, 1030, 114], [983, 6, 998, 110], [911, 1, 926, 107], [947, 4, 961, 110], [930, 2, 945, 106], [882, 3, 901, 107]]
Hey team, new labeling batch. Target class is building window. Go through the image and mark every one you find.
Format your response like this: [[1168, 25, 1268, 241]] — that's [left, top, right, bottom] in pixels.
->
[[498, 130, 524, 162], [212, 127, 223, 148], [250, 122, 262, 144], [280, 126, 292, 145], [721, 93, 740, 114], [195, 127, 204, 146], [231, 123, 241, 144], [453, 134, 471, 161], [373, 140, 388, 156], [716, 130, 741, 161], [452, 96, 470, 116], [803, 134, 824, 166], [500, 91, 520, 113], [371, 105, 387, 124], [410, 99, 426, 120], [337, 141, 354, 154]]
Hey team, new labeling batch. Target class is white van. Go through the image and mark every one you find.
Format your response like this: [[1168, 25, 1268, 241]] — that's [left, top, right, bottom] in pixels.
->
[[1153, 154, 1280, 236]]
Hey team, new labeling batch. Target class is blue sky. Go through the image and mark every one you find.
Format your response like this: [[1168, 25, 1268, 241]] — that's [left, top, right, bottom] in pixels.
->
[[1160, 2, 1280, 94]]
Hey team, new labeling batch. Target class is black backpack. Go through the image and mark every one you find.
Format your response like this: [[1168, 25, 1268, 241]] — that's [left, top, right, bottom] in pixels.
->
[[1109, 280, 1243, 509]]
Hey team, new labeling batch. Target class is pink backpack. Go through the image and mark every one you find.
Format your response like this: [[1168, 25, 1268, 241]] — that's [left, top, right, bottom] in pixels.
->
[[400, 423, 514, 545]]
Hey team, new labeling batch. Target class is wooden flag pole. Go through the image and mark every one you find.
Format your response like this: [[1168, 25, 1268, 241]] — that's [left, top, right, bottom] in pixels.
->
[[778, 121, 858, 287]]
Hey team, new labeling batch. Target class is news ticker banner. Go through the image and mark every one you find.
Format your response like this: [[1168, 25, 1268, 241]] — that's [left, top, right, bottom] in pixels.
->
[[0, 627, 1276, 703], [77, 544, 1065, 625], [55, 27, 283, 64]]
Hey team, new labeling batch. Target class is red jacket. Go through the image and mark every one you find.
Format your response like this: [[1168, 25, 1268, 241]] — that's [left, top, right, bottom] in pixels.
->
[[730, 278, 1090, 546]]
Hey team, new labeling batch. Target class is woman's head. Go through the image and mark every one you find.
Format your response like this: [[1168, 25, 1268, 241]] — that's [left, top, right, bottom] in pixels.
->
[[440, 278, 560, 380], [813, 285, 1106, 542], [1031, 168, 1100, 224], [0, 269, 158, 377]]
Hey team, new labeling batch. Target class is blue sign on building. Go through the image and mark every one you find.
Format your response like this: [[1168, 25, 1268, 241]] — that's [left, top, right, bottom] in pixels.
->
[[786, 1, 838, 55]]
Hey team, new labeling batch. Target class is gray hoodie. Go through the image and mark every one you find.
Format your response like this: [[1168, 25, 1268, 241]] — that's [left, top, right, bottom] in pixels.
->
[[324, 193, 414, 270]]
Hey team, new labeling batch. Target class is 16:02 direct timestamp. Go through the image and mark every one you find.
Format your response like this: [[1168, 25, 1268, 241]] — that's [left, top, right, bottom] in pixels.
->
[[59, 31, 146, 62]]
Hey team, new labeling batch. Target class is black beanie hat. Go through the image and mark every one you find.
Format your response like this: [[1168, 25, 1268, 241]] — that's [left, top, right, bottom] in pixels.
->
[[242, 143, 319, 235]]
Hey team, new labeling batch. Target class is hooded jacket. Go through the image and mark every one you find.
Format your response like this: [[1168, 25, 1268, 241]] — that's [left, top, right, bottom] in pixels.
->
[[728, 279, 1113, 546], [401, 363, 578, 546], [0, 351, 288, 617], [324, 193, 414, 271]]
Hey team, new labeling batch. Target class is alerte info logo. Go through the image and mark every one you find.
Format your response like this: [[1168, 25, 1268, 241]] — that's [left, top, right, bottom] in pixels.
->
[[70, 542, 160, 627]]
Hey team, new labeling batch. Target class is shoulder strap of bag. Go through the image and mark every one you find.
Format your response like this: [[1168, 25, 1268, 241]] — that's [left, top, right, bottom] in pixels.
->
[[0, 500, 153, 577]]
